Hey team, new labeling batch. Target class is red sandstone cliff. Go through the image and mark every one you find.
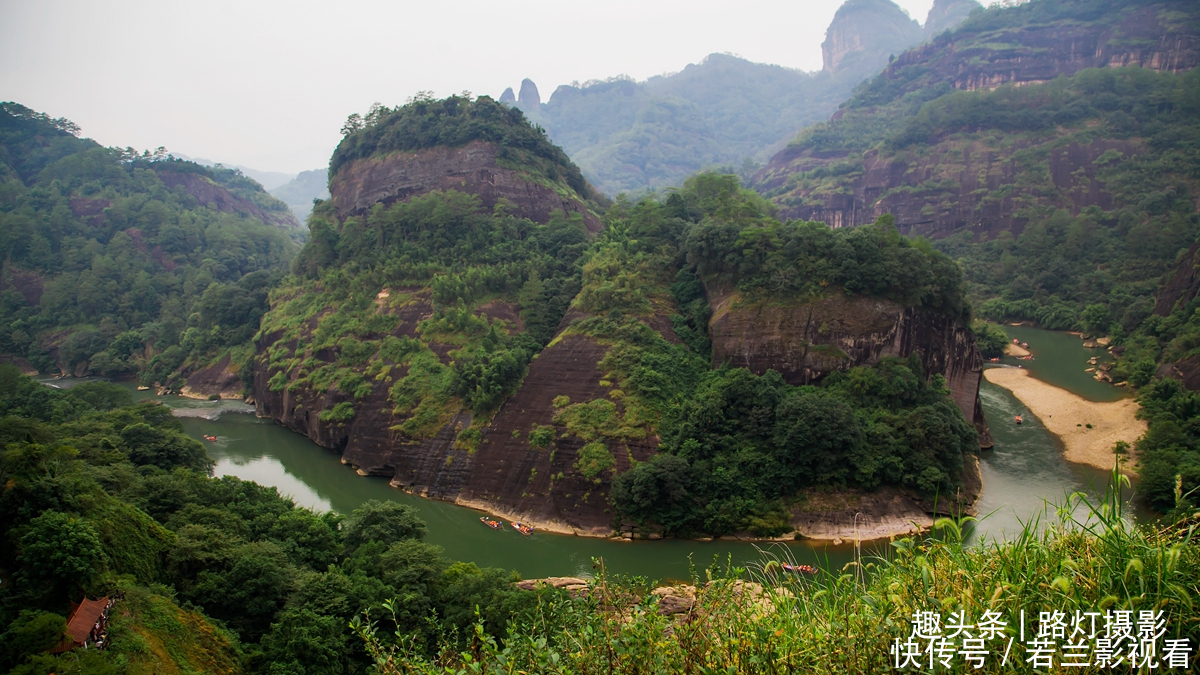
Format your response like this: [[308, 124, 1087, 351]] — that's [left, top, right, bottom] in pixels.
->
[[329, 141, 602, 232], [707, 288, 991, 448], [757, 2, 1200, 236]]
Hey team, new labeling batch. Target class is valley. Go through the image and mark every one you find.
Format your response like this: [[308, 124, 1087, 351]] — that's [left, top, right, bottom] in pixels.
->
[[2, 0, 1199, 672]]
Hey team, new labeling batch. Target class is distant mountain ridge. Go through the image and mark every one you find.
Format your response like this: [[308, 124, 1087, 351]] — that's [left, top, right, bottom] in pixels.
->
[[754, 0, 1200, 235], [500, 0, 979, 196], [270, 168, 329, 222]]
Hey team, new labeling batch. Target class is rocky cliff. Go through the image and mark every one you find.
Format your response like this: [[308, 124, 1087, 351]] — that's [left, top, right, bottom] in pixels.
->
[[924, 0, 980, 39], [253, 297, 674, 535], [821, 0, 923, 77], [757, 0, 1200, 235], [328, 140, 602, 232], [707, 288, 991, 447]]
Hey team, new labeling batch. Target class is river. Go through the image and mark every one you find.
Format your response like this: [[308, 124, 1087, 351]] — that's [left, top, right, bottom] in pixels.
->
[[50, 326, 1137, 581]]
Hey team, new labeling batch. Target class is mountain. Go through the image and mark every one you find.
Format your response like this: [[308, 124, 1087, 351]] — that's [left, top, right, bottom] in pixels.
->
[[170, 153, 296, 190], [250, 95, 985, 538], [0, 102, 300, 385], [269, 168, 330, 221], [513, 56, 850, 196], [821, 0, 923, 78], [924, 0, 982, 37], [501, 0, 977, 197], [745, 0, 1200, 513], [754, 0, 1200, 326]]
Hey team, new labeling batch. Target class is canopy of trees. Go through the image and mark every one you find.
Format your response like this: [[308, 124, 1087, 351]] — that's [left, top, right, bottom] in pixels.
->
[[0, 366, 551, 673], [0, 103, 299, 386]]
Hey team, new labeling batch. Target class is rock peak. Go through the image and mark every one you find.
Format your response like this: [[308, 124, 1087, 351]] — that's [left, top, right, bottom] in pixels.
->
[[925, 0, 981, 38], [821, 0, 923, 76], [499, 87, 516, 104], [518, 78, 541, 110]]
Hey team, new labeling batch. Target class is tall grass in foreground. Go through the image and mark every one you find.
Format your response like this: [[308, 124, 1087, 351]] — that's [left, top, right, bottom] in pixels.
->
[[355, 480, 1199, 674]]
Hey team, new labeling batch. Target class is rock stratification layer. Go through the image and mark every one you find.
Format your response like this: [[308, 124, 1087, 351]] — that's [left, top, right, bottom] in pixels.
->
[[708, 289, 991, 447], [821, 0, 923, 77], [757, 1, 1200, 236], [328, 140, 602, 232]]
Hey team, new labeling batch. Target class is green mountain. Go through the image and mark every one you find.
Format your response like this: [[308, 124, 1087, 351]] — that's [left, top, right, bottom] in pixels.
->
[[250, 94, 985, 540], [755, 0, 1200, 330], [505, 0, 979, 197], [0, 102, 301, 385], [269, 167, 329, 222]]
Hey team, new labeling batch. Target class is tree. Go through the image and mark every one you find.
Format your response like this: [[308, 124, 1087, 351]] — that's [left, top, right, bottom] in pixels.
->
[[18, 511, 105, 600], [260, 608, 349, 675], [342, 500, 426, 553], [0, 611, 67, 672], [120, 422, 213, 473]]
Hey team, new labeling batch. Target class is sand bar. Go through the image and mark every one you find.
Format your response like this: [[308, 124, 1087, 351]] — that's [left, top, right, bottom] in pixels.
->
[[1004, 343, 1030, 357], [983, 367, 1144, 473]]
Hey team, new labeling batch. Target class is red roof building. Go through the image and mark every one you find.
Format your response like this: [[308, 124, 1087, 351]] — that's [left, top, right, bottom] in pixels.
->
[[48, 596, 112, 654]]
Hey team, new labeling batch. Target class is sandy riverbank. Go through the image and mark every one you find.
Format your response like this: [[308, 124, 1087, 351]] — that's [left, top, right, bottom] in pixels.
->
[[1004, 343, 1030, 357], [983, 367, 1144, 473]]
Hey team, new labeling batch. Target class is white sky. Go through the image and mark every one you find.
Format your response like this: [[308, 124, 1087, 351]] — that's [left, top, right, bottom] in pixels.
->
[[0, 0, 989, 174]]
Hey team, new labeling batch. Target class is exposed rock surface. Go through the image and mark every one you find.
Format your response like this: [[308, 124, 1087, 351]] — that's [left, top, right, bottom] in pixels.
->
[[1155, 238, 1200, 317], [0, 265, 44, 306], [499, 87, 517, 104], [180, 354, 245, 400], [328, 140, 601, 232], [759, 2, 1200, 235], [517, 78, 542, 110], [253, 299, 667, 534], [822, 0, 923, 77], [156, 171, 299, 231], [707, 288, 991, 447], [924, 0, 980, 38]]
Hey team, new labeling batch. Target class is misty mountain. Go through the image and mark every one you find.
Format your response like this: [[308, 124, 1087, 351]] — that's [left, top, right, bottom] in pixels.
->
[[501, 0, 977, 196], [269, 168, 330, 222]]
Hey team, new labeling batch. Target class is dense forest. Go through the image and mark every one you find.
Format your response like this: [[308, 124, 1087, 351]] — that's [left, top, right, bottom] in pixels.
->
[[331, 95, 599, 204], [0, 103, 300, 388], [525, 56, 858, 196], [0, 366, 554, 674], [265, 151, 979, 538], [932, 67, 1200, 334]]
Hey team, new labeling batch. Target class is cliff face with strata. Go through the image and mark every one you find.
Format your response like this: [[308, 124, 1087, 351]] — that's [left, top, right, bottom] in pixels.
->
[[329, 141, 601, 232], [252, 296, 673, 535], [821, 0, 923, 77], [707, 289, 991, 447], [924, 0, 981, 38], [756, 1, 1200, 237]]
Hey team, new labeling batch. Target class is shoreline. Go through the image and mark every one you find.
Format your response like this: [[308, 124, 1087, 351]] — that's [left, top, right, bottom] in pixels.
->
[[983, 367, 1144, 473]]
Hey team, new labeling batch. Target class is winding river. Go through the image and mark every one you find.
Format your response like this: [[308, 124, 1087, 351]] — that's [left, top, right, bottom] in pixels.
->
[[55, 326, 1139, 581]]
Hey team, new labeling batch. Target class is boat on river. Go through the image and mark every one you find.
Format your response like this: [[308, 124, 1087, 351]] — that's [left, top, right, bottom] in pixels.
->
[[480, 517, 502, 530], [511, 521, 534, 536], [782, 563, 818, 576], [1014, 415, 1023, 425], [203, 434, 218, 442]]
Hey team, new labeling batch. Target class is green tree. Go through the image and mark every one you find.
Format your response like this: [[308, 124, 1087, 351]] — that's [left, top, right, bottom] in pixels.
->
[[342, 500, 427, 554], [17, 511, 105, 600]]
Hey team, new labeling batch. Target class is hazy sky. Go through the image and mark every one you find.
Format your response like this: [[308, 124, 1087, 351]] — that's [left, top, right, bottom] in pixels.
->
[[0, 0, 991, 174]]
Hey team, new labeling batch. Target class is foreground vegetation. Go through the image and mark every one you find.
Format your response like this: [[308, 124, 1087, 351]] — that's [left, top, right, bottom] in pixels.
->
[[0, 103, 299, 386], [360, 485, 1200, 674], [0, 366, 547, 673]]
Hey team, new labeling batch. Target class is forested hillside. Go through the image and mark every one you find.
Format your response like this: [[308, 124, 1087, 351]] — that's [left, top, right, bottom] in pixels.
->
[[253, 90, 984, 538], [506, 0, 979, 196], [0, 104, 301, 390], [754, 0, 1200, 332], [0, 366, 549, 673]]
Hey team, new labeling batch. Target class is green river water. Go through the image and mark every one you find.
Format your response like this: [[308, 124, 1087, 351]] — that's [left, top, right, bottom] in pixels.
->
[[50, 327, 1140, 582]]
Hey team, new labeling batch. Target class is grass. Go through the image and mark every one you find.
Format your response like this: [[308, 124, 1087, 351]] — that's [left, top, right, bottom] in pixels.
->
[[355, 470, 1199, 674]]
